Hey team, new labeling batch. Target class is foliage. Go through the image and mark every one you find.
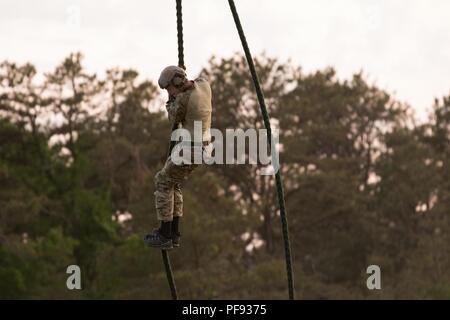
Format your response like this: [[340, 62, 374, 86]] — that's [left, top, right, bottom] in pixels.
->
[[0, 53, 449, 299]]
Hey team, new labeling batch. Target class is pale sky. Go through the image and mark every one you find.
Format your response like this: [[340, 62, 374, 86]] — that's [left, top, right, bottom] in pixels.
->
[[1, 0, 450, 120]]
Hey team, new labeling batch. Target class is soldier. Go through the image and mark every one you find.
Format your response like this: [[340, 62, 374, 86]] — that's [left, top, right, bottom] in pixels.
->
[[144, 66, 212, 250]]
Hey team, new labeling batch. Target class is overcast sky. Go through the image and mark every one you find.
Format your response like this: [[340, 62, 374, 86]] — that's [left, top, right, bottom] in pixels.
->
[[1, 0, 449, 120]]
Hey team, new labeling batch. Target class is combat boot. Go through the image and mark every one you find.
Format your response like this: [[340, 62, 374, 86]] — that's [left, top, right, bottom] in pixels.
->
[[172, 232, 181, 248], [144, 229, 173, 250]]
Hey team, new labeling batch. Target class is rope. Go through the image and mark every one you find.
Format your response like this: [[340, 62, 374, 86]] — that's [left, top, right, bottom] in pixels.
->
[[176, 0, 185, 70], [167, 0, 185, 158], [160, 0, 185, 302], [227, 0, 295, 300], [161, 250, 178, 300]]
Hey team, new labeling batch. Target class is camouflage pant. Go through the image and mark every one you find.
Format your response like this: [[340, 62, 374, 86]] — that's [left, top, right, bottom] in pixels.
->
[[154, 149, 201, 222]]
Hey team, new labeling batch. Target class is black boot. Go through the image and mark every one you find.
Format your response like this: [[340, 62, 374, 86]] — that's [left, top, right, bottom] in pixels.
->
[[159, 221, 172, 239], [144, 221, 173, 250], [172, 217, 181, 248]]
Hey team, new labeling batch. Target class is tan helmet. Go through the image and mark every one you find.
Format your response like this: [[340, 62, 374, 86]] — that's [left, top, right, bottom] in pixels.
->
[[158, 65, 187, 89]]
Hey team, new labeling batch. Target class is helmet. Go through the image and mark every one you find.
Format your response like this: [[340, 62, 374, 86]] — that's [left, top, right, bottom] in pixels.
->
[[158, 65, 187, 89]]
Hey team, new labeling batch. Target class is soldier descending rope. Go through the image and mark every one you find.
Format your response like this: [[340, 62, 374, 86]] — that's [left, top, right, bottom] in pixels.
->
[[144, 0, 294, 300], [144, 66, 212, 250]]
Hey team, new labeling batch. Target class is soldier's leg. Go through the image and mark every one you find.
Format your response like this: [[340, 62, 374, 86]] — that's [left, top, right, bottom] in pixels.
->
[[173, 183, 183, 218], [169, 161, 198, 247], [155, 157, 196, 218], [154, 166, 175, 223], [172, 184, 183, 247], [172, 144, 204, 218], [146, 148, 200, 249], [145, 159, 178, 249], [171, 163, 198, 216]]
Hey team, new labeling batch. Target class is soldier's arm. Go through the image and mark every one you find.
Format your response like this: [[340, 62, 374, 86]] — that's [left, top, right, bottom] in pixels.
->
[[166, 91, 190, 124], [165, 95, 176, 122]]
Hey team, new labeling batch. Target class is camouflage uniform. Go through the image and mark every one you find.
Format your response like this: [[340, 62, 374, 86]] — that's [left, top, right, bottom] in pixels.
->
[[154, 78, 212, 222]]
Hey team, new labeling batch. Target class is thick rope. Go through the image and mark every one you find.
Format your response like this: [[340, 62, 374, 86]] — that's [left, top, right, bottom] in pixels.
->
[[167, 0, 185, 158], [176, 0, 185, 70], [161, 250, 178, 300], [227, 0, 295, 300], [159, 0, 185, 302]]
